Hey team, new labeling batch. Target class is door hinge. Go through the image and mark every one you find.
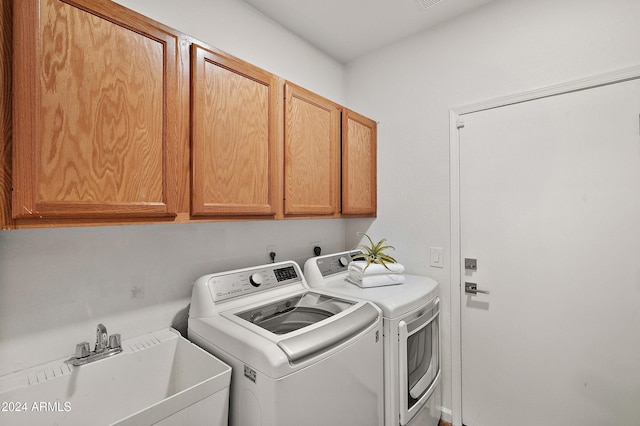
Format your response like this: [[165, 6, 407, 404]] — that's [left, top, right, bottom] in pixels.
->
[[456, 117, 465, 129]]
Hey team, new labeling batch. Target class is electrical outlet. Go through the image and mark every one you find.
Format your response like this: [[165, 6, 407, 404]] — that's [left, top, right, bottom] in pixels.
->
[[310, 241, 322, 256], [266, 245, 277, 262]]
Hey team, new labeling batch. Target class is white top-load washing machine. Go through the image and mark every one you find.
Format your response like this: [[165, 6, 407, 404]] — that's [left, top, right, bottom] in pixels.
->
[[304, 251, 441, 426], [188, 260, 384, 426]]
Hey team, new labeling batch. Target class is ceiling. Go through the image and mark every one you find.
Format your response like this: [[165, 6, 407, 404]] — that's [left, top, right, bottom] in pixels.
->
[[240, 0, 496, 63]]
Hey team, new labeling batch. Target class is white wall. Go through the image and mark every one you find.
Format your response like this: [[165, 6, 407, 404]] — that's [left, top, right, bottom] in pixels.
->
[[0, 0, 349, 377], [116, 0, 346, 104], [347, 0, 640, 272], [345, 0, 640, 420]]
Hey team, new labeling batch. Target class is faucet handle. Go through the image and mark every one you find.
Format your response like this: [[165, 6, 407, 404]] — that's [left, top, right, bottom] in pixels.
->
[[75, 341, 90, 359], [108, 333, 122, 349]]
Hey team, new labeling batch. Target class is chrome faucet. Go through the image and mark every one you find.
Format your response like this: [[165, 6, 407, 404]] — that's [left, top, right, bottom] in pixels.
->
[[66, 324, 122, 366], [95, 323, 108, 352]]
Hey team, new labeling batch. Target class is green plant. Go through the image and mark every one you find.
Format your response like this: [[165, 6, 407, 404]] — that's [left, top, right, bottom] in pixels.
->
[[352, 232, 397, 270]]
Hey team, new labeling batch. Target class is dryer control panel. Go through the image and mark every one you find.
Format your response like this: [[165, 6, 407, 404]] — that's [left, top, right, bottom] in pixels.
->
[[313, 251, 362, 277], [208, 263, 302, 302]]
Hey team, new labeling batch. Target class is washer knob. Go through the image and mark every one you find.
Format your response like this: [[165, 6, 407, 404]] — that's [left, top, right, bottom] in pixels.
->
[[249, 273, 263, 287], [338, 256, 349, 267]]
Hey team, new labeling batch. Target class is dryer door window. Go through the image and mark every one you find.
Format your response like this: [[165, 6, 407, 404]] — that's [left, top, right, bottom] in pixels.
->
[[398, 298, 441, 425]]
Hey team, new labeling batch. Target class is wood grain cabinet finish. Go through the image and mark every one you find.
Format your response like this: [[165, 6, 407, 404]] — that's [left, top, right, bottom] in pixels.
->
[[0, 0, 11, 229], [342, 109, 377, 216], [5, 0, 376, 228], [12, 0, 185, 222], [284, 82, 340, 217], [191, 44, 281, 217]]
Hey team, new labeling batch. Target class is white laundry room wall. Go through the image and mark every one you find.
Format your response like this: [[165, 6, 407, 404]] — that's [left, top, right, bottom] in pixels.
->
[[344, 0, 640, 421], [0, 0, 349, 377]]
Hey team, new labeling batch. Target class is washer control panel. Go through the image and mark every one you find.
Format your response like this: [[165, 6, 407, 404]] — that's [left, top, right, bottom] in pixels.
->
[[209, 263, 302, 302]]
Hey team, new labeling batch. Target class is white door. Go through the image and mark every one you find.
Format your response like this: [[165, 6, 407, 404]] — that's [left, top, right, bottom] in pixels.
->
[[460, 79, 640, 426]]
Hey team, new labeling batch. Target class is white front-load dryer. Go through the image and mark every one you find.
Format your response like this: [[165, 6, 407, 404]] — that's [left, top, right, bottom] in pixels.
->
[[305, 251, 441, 426]]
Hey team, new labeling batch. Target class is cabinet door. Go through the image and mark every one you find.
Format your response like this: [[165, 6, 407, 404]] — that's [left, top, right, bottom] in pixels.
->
[[191, 44, 281, 217], [0, 0, 11, 229], [342, 109, 377, 216], [12, 0, 183, 221], [284, 82, 340, 216]]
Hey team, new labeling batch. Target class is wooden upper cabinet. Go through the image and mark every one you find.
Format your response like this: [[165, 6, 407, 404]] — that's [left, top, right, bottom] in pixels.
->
[[12, 0, 185, 222], [191, 44, 281, 217], [342, 109, 377, 216], [284, 82, 340, 216], [7, 0, 375, 228]]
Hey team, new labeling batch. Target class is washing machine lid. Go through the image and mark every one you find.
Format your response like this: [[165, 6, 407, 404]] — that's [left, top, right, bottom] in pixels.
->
[[235, 292, 354, 334], [188, 260, 382, 374], [190, 292, 380, 373], [304, 252, 439, 319], [229, 291, 379, 364]]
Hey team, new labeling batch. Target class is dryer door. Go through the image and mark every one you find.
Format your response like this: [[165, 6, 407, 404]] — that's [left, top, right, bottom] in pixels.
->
[[398, 297, 441, 425]]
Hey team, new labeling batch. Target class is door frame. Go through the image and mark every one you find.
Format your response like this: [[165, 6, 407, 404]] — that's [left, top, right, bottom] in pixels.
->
[[448, 65, 640, 426]]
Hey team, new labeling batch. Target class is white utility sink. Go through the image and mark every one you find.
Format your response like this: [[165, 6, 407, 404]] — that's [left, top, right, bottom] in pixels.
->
[[0, 328, 231, 425]]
